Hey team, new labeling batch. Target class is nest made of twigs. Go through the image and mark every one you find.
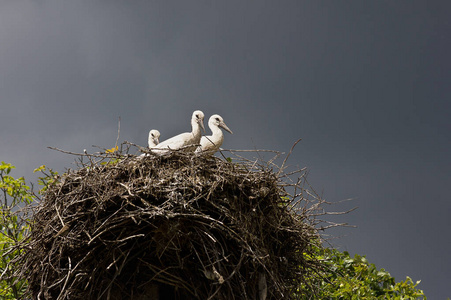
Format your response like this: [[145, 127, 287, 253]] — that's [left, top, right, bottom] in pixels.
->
[[17, 145, 324, 299]]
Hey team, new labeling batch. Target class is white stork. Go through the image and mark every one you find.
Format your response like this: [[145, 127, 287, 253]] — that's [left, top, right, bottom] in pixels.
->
[[198, 114, 233, 154], [153, 110, 205, 153], [148, 129, 161, 148]]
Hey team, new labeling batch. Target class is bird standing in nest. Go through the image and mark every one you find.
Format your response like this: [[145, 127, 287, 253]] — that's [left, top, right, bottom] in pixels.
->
[[153, 110, 205, 153], [197, 114, 233, 154]]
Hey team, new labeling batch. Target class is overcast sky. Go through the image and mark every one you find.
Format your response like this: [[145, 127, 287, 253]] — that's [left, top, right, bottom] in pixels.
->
[[1, 1, 450, 298]]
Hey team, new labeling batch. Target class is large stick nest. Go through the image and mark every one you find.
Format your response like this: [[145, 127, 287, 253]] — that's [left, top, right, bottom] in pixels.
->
[[18, 145, 325, 299]]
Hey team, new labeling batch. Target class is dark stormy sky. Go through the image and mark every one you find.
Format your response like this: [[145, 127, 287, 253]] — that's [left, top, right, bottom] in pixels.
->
[[1, 1, 450, 298]]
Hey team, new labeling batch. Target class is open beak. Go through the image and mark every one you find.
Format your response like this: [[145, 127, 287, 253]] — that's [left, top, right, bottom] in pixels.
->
[[219, 122, 233, 134]]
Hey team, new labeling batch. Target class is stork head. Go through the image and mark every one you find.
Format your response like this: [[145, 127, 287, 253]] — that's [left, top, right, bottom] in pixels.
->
[[192, 110, 205, 132], [148, 129, 160, 147], [209, 114, 233, 134]]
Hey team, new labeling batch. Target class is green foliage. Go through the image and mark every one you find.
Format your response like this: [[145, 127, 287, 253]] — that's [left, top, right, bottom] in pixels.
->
[[0, 162, 33, 299], [0, 216, 28, 299], [0, 162, 33, 207], [301, 245, 426, 299], [0, 163, 59, 299], [33, 164, 59, 193]]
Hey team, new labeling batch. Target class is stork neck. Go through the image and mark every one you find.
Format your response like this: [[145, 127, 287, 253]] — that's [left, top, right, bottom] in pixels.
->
[[210, 124, 223, 137], [191, 120, 202, 138]]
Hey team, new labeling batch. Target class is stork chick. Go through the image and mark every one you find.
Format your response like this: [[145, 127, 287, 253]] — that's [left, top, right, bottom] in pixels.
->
[[148, 129, 161, 148], [198, 114, 233, 154], [153, 110, 205, 153]]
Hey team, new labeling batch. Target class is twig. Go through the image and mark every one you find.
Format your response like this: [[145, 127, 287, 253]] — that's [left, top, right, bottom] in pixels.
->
[[115, 117, 121, 149], [277, 138, 302, 177]]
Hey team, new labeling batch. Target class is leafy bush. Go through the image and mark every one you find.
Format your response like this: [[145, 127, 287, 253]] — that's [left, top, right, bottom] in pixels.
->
[[0, 162, 32, 299], [301, 245, 427, 299]]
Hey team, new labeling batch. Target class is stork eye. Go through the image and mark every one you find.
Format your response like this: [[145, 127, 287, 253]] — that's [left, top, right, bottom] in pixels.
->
[[215, 118, 220, 121]]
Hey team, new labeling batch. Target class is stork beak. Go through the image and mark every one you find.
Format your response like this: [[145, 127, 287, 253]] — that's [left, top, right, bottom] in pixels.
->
[[219, 122, 233, 134], [155, 137, 160, 145], [199, 119, 206, 133]]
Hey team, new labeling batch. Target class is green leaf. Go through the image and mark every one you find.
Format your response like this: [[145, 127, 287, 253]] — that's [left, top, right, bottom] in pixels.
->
[[33, 165, 46, 173]]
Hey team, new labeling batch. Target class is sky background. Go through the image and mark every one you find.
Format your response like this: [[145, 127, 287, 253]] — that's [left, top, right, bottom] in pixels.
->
[[1, 1, 450, 298]]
